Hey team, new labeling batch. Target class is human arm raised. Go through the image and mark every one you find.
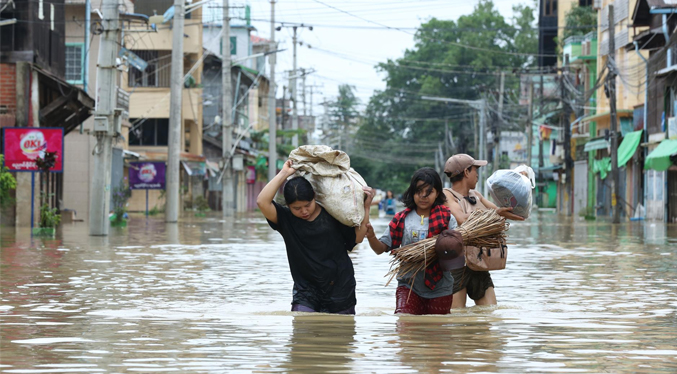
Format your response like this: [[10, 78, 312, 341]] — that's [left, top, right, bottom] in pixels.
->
[[477, 191, 525, 221], [256, 160, 296, 225], [354, 187, 376, 243]]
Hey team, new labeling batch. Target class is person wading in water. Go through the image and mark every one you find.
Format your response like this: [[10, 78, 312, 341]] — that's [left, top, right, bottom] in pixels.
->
[[443, 154, 524, 308]]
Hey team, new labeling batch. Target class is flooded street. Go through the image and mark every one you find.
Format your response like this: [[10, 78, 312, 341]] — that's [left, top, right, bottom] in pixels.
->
[[2, 212, 677, 373]]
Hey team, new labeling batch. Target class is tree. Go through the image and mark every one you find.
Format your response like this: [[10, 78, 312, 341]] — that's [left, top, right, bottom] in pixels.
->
[[351, 0, 537, 193], [322, 84, 361, 151]]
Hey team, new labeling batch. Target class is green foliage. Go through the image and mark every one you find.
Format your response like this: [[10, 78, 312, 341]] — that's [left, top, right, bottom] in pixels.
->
[[148, 206, 161, 216], [111, 178, 132, 223], [351, 0, 537, 193], [0, 155, 17, 209], [561, 5, 596, 42], [194, 195, 210, 212], [39, 194, 61, 228]]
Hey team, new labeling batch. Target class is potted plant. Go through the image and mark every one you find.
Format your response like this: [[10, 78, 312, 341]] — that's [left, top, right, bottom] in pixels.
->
[[34, 193, 60, 237], [110, 178, 132, 227]]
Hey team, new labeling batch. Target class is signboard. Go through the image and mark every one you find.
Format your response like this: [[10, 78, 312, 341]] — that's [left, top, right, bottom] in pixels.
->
[[246, 165, 256, 184], [2, 127, 64, 172], [129, 162, 166, 190]]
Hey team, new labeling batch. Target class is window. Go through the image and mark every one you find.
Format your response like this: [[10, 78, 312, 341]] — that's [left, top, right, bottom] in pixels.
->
[[543, 0, 557, 16], [128, 50, 171, 88], [65, 43, 84, 84], [129, 118, 170, 146]]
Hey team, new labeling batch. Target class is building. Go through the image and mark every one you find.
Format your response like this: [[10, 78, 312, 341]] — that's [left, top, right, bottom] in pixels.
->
[[0, 0, 94, 227], [122, 0, 205, 214], [630, 0, 677, 222], [202, 20, 271, 212], [591, 0, 647, 220]]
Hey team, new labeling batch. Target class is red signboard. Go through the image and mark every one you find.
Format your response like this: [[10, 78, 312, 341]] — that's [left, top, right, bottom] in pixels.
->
[[2, 127, 64, 172]]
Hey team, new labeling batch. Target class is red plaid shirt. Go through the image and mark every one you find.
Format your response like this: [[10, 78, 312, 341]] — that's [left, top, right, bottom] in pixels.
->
[[388, 204, 451, 290]]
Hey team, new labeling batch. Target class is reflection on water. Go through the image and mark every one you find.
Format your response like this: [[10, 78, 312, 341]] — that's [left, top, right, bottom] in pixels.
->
[[1, 212, 677, 373]]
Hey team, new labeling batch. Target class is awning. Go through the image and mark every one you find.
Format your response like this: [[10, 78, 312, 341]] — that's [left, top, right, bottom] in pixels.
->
[[34, 66, 94, 135], [617, 130, 643, 167], [584, 138, 610, 152], [645, 139, 677, 171]]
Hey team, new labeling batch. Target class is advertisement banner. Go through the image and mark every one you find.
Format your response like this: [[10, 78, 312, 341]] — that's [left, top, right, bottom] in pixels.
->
[[246, 165, 256, 184], [129, 162, 166, 190], [2, 127, 64, 172]]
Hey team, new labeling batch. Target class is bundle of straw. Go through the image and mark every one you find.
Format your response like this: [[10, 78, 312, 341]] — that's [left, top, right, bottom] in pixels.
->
[[385, 209, 509, 286]]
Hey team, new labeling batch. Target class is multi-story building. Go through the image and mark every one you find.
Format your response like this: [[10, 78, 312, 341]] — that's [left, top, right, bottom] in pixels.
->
[[122, 0, 205, 213], [587, 0, 649, 219], [1, 0, 94, 227], [630, 0, 677, 222]]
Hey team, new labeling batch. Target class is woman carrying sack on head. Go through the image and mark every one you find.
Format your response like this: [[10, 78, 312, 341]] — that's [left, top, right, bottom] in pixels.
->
[[257, 160, 375, 314], [442, 154, 524, 309]]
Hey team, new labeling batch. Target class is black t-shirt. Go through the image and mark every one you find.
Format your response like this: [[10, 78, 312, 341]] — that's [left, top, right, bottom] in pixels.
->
[[267, 202, 357, 313]]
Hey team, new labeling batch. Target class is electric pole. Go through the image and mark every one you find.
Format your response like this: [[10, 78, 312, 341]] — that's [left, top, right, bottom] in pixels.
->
[[267, 0, 277, 182], [538, 75, 545, 207], [562, 57, 573, 216], [291, 26, 298, 147], [527, 81, 534, 167], [89, 0, 121, 236], [222, 0, 235, 217], [278, 24, 312, 147], [608, 4, 621, 223], [494, 71, 504, 173], [165, 0, 185, 223], [301, 68, 307, 116]]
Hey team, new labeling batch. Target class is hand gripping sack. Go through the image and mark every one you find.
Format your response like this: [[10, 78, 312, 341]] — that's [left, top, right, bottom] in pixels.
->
[[289, 145, 367, 227], [486, 169, 533, 219]]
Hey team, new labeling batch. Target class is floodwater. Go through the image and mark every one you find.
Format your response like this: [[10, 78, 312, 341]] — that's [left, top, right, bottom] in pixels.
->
[[1, 211, 677, 373]]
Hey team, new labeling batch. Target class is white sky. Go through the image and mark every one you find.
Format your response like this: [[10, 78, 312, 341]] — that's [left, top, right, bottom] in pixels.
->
[[206, 0, 532, 114]]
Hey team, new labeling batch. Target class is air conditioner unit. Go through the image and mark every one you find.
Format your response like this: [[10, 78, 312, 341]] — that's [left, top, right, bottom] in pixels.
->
[[593, 0, 602, 10]]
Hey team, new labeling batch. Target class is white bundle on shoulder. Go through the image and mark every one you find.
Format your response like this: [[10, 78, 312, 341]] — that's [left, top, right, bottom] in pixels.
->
[[288, 145, 367, 227], [486, 165, 535, 219]]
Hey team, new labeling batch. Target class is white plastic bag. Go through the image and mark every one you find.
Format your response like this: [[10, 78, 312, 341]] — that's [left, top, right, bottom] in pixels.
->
[[487, 169, 533, 219], [289, 145, 367, 227]]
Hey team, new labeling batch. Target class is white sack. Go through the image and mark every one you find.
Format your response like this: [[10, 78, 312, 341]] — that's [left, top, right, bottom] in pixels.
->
[[487, 169, 533, 219], [289, 145, 367, 227]]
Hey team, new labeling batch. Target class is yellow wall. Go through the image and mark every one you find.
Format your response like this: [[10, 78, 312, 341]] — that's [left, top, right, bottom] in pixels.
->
[[596, 0, 648, 132]]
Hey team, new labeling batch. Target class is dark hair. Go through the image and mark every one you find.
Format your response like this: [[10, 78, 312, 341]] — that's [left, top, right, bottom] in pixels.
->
[[447, 166, 473, 184], [401, 167, 446, 209], [283, 177, 315, 205]]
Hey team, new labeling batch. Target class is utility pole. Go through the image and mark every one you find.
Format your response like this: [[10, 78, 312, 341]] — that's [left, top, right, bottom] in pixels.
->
[[291, 26, 298, 147], [608, 4, 621, 223], [301, 68, 307, 116], [165, 0, 185, 223], [527, 80, 534, 167], [494, 71, 504, 172], [539, 75, 545, 207], [89, 0, 121, 236], [222, 0, 235, 217], [562, 57, 573, 216], [267, 0, 277, 182], [278, 24, 312, 147]]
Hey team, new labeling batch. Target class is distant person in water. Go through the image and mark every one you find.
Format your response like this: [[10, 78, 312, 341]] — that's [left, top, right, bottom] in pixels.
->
[[257, 160, 375, 314], [384, 190, 397, 215]]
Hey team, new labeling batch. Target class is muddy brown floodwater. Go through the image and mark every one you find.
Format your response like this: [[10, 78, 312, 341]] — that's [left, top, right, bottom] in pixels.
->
[[1, 211, 677, 373]]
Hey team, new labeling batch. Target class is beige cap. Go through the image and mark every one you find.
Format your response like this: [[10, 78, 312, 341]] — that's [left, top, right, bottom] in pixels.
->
[[444, 154, 488, 177]]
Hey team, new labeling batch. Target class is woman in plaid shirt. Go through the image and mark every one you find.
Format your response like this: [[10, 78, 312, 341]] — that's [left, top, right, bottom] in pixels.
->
[[366, 168, 458, 315]]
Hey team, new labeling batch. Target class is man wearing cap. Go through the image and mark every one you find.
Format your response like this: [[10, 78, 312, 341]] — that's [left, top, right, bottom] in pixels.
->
[[442, 154, 524, 308]]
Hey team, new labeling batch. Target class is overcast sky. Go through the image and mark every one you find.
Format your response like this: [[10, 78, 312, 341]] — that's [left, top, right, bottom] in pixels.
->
[[207, 0, 533, 114]]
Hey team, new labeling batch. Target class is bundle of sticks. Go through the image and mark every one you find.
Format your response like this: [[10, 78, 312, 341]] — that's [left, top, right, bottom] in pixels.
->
[[385, 209, 509, 286]]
